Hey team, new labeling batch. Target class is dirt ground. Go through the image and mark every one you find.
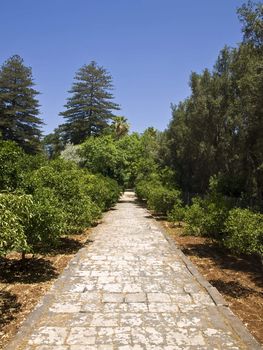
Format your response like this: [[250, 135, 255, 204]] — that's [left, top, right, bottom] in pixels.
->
[[0, 230, 92, 349], [162, 221, 263, 345]]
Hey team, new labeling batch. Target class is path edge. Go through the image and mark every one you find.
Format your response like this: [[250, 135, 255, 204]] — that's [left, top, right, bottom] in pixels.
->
[[151, 212, 263, 350], [3, 207, 114, 350]]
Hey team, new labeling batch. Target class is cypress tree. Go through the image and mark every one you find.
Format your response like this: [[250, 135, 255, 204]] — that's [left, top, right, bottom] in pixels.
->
[[0, 55, 43, 153], [60, 61, 120, 144]]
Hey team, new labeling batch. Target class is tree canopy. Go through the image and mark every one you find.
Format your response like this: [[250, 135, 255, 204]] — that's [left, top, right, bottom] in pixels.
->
[[60, 61, 120, 144], [0, 55, 43, 153]]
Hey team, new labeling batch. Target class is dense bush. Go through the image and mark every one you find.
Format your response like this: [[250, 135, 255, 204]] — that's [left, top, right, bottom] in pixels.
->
[[24, 163, 98, 233], [84, 173, 121, 211], [0, 193, 32, 256], [147, 186, 181, 214], [135, 179, 161, 202], [23, 158, 121, 233], [184, 195, 231, 237], [0, 141, 26, 191], [27, 188, 66, 247], [183, 198, 205, 235], [224, 208, 263, 256], [183, 177, 232, 237], [167, 198, 185, 226]]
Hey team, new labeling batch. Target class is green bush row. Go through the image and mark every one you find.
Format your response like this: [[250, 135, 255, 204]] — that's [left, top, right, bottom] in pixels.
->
[[135, 179, 182, 215], [0, 141, 121, 257], [167, 183, 263, 257]]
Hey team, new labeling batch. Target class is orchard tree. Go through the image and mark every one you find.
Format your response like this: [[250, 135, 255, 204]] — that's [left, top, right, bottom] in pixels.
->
[[60, 61, 120, 144], [0, 55, 43, 153]]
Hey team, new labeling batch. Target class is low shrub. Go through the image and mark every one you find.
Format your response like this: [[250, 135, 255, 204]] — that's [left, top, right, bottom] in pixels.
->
[[147, 186, 182, 215], [184, 198, 205, 235], [167, 199, 185, 226], [183, 193, 231, 237], [135, 179, 161, 201], [224, 208, 263, 256]]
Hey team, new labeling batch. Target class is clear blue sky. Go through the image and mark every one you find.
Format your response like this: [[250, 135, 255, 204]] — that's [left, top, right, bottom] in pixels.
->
[[1, 0, 245, 135]]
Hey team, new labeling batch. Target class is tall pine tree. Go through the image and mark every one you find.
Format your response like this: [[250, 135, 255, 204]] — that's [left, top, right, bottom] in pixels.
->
[[60, 61, 120, 144], [0, 55, 43, 153]]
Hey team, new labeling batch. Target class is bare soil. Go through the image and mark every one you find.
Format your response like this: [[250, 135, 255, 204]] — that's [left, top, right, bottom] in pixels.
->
[[162, 221, 263, 345], [0, 230, 92, 349]]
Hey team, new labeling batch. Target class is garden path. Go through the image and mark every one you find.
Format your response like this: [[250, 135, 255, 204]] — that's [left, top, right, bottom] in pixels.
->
[[5, 191, 261, 350]]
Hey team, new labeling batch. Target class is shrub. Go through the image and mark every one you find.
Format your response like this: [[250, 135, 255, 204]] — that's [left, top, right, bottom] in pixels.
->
[[135, 178, 161, 201], [84, 173, 121, 211], [184, 195, 231, 237], [167, 198, 185, 226], [0, 141, 26, 191], [147, 186, 182, 215], [27, 188, 66, 247], [184, 198, 206, 235], [224, 208, 263, 256], [0, 193, 32, 256], [0, 208, 28, 256]]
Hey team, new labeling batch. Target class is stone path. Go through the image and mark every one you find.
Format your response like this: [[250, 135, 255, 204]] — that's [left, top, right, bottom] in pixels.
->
[[6, 192, 261, 350]]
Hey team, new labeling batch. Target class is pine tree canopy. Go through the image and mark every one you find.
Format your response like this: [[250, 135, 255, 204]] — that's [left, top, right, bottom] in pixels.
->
[[60, 61, 120, 144], [0, 55, 43, 153]]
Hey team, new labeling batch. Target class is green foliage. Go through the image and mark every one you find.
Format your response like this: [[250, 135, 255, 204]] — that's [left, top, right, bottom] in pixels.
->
[[167, 199, 185, 226], [0, 55, 43, 153], [135, 176, 161, 201], [25, 162, 99, 233], [0, 208, 27, 256], [147, 186, 181, 215], [184, 180, 232, 237], [224, 208, 263, 256], [184, 198, 206, 236], [27, 188, 66, 247], [159, 3, 263, 207], [81, 135, 123, 182], [84, 173, 121, 211], [24, 158, 120, 234], [0, 140, 26, 191], [0, 193, 32, 255]]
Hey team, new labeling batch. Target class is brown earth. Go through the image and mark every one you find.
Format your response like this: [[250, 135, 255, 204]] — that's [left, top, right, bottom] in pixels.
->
[[0, 230, 92, 349], [162, 221, 263, 345]]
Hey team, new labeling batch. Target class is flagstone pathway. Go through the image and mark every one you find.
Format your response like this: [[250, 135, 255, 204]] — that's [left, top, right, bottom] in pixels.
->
[[6, 192, 261, 350]]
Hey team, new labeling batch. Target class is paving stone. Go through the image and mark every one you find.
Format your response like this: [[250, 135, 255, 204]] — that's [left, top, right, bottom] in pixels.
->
[[102, 292, 124, 303], [49, 302, 82, 313], [28, 327, 68, 345], [34, 346, 69, 350], [66, 327, 96, 345], [125, 293, 147, 303], [147, 293, 171, 303], [6, 191, 261, 350], [91, 313, 119, 327]]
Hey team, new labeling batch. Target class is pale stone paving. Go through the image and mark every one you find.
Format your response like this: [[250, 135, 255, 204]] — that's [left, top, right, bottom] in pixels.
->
[[6, 192, 261, 350]]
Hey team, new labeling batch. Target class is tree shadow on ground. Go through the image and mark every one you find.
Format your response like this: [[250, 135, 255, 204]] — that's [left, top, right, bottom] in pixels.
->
[[0, 257, 59, 284], [36, 237, 88, 256], [0, 291, 21, 327], [209, 279, 263, 299], [181, 242, 263, 289]]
